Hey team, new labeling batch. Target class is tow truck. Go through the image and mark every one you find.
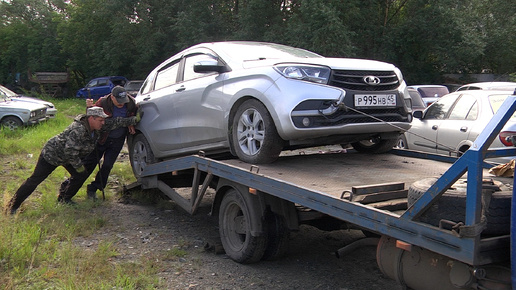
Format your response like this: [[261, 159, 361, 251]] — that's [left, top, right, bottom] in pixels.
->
[[127, 94, 516, 289]]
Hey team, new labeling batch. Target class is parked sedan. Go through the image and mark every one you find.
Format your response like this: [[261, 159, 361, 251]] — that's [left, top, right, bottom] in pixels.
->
[[0, 85, 57, 118], [0, 93, 48, 130], [456, 82, 516, 91], [407, 85, 449, 106], [129, 41, 413, 171], [398, 90, 516, 164], [76, 76, 128, 99]]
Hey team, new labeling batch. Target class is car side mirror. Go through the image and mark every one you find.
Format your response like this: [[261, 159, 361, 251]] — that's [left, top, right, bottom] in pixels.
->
[[413, 110, 423, 119], [194, 60, 227, 73]]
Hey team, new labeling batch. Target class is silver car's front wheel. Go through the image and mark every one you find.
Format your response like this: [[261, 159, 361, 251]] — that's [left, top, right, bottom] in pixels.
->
[[129, 134, 156, 178], [1, 116, 23, 130], [231, 99, 283, 164]]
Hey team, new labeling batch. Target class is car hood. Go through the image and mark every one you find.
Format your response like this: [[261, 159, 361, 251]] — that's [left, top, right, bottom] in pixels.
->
[[241, 57, 397, 71], [0, 97, 47, 110], [10, 95, 54, 107]]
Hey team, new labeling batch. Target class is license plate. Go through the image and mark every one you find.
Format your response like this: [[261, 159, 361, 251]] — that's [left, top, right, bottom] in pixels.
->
[[354, 94, 396, 107]]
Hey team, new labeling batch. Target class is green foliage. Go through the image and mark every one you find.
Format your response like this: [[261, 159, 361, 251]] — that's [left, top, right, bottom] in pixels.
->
[[0, 0, 515, 89]]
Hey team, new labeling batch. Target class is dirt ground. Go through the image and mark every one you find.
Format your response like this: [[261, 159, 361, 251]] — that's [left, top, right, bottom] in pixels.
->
[[74, 185, 403, 290]]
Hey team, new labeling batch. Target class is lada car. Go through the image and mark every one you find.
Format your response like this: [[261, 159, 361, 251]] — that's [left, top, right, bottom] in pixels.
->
[[129, 41, 413, 173], [0, 85, 57, 118], [0, 93, 48, 130]]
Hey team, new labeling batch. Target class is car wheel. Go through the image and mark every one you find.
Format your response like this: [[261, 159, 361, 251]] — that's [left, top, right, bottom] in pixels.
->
[[351, 136, 398, 153], [395, 134, 408, 149], [1, 116, 23, 130], [219, 189, 267, 263], [231, 99, 283, 164], [408, 177, 511, 236], [129, 134, 156, 178]]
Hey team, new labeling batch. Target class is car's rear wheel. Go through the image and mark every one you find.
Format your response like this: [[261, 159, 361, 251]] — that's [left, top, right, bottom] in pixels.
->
[[231, 99, 283, 164], [129, 134, 156, 178], [1, 116, 23, 130], [395, 134, 408, 149], [350, 136, 398, 153]]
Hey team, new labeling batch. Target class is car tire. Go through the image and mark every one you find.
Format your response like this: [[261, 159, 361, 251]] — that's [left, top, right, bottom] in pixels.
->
[[219, 189, 267, 263], [395, 134, 408, 149], [408, 177, 511, 236], [129, 134, 156, 178], [231, 99, 283, 164], [261, 212, 290, 261], [350, 136, 398, 153], [1, 116, 23, 130]]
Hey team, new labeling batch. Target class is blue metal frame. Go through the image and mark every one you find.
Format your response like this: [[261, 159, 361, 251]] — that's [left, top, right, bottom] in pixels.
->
[[139, 96, 516, 267]]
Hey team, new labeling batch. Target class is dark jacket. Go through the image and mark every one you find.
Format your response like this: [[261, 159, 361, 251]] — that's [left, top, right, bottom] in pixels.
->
[[94, 94, 138, 144]]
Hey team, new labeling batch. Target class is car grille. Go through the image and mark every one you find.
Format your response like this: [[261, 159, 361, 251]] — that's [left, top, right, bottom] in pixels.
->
[[329, 70, 399, 91], [292, 108, 408, 128], [31, 108, 47, 120]]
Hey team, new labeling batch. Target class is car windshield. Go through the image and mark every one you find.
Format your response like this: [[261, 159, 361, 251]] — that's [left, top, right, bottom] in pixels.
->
[[215, 42, 323, 61], [126, 82, 143, 90], [0, 85, 17, 98], [418, 87, 449, 98]]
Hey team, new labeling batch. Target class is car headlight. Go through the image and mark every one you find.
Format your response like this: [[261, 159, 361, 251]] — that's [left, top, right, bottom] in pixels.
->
[[30, 111, 36, 118], [274, 64, 330, 84]]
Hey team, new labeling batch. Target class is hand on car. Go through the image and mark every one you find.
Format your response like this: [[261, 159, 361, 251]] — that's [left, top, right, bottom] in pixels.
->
[[86, 99, 94, 107]]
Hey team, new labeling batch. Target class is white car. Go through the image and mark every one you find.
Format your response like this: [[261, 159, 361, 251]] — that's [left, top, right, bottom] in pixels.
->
[[130, 41, 413, 171], [456, 82, 516, 92], [398, 90, 516, 164], [0, 85, 57, 118], [0, 94, 48, 130], [407, 85, 449, 106]]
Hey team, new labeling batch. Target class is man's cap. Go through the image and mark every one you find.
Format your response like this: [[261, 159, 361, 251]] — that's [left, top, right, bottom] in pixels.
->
[[87, 106, 109, 118], [112, 85, 129, 104]]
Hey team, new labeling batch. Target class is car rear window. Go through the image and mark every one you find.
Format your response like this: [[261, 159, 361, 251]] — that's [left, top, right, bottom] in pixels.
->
[[417, 87, 450, 98]]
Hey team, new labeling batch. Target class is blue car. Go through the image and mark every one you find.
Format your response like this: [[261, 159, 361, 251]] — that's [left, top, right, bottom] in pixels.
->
[[76, 76, 128, 99]]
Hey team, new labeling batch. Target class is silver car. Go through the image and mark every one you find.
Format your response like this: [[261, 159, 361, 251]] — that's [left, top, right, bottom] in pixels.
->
[[130, 41, 412, 171], [398, 90, 516, 164], [0, 85, 57, 118], [0, 93, 48, 130]]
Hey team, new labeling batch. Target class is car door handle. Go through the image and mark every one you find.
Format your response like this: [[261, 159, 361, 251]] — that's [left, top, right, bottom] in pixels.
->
[[460, 126, 468, 132], [143, 97, 151, 101], [432, 125, 438, 130], [176, 86, 186, 92]]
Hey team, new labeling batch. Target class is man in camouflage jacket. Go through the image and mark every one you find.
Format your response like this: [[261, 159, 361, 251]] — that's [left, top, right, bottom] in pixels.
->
[[6, 107, 139, 214]]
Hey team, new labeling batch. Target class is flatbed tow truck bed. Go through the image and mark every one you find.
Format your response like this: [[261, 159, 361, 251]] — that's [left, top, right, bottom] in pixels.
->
[[132, 95, 516, 289]]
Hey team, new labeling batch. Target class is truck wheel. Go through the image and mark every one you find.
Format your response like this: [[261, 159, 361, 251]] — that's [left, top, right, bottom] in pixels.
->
[[219, 189, 267, 263], [408, 177, 511, 235], [351, 136, 398, 153], [262, 212, 290, 261], [1, 116, 23, 130], [129, 134, 156, 178], [231, 99, 283, 164]]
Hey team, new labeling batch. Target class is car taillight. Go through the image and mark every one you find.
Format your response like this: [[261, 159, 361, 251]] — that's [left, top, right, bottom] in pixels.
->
[[499, 131, 516, 146]]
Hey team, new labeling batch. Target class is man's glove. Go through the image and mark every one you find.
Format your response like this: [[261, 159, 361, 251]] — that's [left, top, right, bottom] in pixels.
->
[[76, 165, 86, 173], [135, 110, 143, 123]]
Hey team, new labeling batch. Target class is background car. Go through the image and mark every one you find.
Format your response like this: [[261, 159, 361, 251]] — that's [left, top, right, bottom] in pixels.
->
[[129, 41, 413, 172], [0, 84, 57, 118], [124, 80, 144, 96], [397, 90, 516, 164], [76, 76, 128, 99], [407, 87, 427, 111], [456, 81, 516, 91], [0, 93, 48, 130], [407, 85, 449, 106]]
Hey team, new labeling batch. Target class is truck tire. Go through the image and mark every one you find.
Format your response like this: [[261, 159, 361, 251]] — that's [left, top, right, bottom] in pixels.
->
[[231, 99, 283, 164], [350, 136, 398, 153], [219, 189, 267, 263], [1, 116, 23, 130], [408, 177, 511, 235], [129, 134, 156, 178], [261, 212, 290, 261]]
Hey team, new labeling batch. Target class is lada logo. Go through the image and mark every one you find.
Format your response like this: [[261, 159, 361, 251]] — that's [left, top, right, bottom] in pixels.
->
[[363, 75, 381, 85]]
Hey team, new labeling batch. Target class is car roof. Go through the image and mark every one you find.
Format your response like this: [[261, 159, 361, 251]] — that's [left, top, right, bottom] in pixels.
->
[[456, 82, 516, 91]]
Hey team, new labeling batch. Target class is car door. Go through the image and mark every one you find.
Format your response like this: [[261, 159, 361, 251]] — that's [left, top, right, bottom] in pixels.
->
[[87, 78, 109, 98], [407, 93, 459, 153], [137, 58, 183, 154], [435, 94, 478, 156], [172, 50, 228, 151]]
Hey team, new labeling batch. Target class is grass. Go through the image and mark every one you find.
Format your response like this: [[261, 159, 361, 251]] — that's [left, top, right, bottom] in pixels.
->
[[0, 96, 165, 289]]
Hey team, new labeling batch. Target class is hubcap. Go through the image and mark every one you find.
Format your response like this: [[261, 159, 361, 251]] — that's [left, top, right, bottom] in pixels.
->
[[236, 108, 265, 156]]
